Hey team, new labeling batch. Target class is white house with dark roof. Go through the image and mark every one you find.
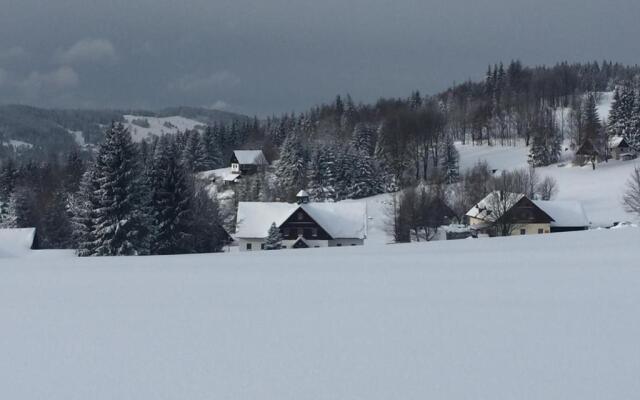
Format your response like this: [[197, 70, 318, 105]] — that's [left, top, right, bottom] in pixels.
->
[[466, 191, 589, 236], [235, 192, 367, 251]]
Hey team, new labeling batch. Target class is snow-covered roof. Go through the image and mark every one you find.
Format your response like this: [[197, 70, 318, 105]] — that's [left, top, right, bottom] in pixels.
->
[[533, 200, 589, 228], [233, 150, 268, 165], [0, 228, 36, 257], [608, 136, 627, 148], [296, 190, 309, 197], [465, 191, 525, 222], [236, 201, 367, 239]]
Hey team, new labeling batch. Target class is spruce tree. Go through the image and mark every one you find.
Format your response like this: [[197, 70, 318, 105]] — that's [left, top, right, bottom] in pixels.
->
[[72, 169, 100, 256], [192, 187, 227, 253], [441, 135, 460, 183], [90, 122, 150, 256], [148, 137, 195, 255], [264, 222, 283, 250], [275, 131, 307, 196]]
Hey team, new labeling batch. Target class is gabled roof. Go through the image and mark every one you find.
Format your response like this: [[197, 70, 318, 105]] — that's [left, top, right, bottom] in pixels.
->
[[236, 201, 367, 239], [466, 191, 525, 222], [296, 190, 309, 197], [233, 150, 268, 165], [532, 200, 589, 228], [608, 136, 629, 149]]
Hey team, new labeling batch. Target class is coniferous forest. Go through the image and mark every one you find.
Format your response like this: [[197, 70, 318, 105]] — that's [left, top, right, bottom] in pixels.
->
[[3, 60, 640, 252]]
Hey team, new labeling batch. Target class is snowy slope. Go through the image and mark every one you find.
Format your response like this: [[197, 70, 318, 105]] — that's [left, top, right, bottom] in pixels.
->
[[123, 115, 206, 142], [1, 227, 639, 400]]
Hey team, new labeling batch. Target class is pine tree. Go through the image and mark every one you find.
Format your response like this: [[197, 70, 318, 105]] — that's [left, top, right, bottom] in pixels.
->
[[72, 169, 100, 256], [148, 137, 195, 255], [351, 123, 376, 156], [264, 222, 283, 250], [40, 190, 73, 249], [0, 196, 17, 228], [440, 135, 460, 183], [181, 130, 208, 172], [202, 126, 223, 169], [89, 122, 150, 256], [191, 186, 227, 253], [275, 131, 307, 196]]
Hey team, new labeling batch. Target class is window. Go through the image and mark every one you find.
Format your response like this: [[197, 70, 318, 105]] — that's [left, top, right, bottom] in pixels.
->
[[520, 229, 526, 235], [261, 243, 265, 250], [311, 228, 318, 237], [297, 228, 304, 236], [246, 243, 252, 250], [538, 228, 544, 234], [337, 243, 342, 247]]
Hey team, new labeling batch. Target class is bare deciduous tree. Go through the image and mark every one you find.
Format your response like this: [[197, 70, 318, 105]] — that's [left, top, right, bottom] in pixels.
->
[[623, 166, 640, 216]]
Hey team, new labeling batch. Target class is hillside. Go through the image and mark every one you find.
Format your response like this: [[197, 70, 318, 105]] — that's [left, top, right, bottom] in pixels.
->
[[1, 227, 639, 399], [0, 105, 248, 157]]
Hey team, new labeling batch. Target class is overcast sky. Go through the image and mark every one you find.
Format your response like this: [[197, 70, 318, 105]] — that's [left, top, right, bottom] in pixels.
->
[[1, 0, 639, 116]]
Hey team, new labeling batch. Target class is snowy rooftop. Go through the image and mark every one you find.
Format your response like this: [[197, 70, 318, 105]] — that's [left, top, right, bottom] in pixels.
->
[[533, 200, 590, 228], [608, 136, 627, 148], [465, 191, 525, 222], [0, 228, 36, 257], [233, 150, 268, 165], [236, 201, 367, 239], [197, 167, 240, 183]]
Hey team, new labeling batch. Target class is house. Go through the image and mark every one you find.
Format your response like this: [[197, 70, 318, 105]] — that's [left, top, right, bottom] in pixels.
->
[[235, 191, 367, 251], [466, 191, 554, 236], [230, 150, 269, 176], [0, 227, 38, 257], [466, 191, 589, 236], [608, 136, 632, 160]]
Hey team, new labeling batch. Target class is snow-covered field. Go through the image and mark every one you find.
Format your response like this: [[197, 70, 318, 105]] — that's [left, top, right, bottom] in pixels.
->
[[1, 227, 639, 399], [123, 115, 206, 142]]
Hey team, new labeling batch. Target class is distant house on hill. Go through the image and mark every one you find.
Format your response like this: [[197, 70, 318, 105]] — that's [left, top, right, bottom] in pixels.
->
[[230, 150, 269, 176], [235, 191, 367, 251], [466, 191, 589, 237]]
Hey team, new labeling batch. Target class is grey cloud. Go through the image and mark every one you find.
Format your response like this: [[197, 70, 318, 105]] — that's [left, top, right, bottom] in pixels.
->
[[169, 71, 241, 93], [56, 38, 118, 65], [20, 66, 80, 95]]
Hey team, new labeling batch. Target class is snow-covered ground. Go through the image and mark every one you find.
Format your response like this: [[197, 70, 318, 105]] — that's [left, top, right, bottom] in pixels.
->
[[1, 227, 639, 399], [1, 139, 33, 149], [123, 115, 206, 142]]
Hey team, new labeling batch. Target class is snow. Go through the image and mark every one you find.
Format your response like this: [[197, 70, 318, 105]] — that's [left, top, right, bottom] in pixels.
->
[[123, 115, 205, 142], [2, 139, 33, 149], [236, 201, 367, 239], [233, 150, 268, 165], [0, 228, 36, 257], [68, 129, 86, 147], [533, 200, 589, 228], [1, 227, 639, 399], [197, 167, 239, 183]]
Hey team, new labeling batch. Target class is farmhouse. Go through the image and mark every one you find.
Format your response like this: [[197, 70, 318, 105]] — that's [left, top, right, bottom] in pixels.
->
[[235, 191, 367, 251], [230, 150, 269, 176], [466, 191, 589, 236]]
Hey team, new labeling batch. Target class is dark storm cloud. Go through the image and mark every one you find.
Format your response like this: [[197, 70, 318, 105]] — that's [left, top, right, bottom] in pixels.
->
[[1, 0, 639, 115]]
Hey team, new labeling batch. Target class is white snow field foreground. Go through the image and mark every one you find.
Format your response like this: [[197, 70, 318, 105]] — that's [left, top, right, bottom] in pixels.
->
[[2, 227, 640, 399]]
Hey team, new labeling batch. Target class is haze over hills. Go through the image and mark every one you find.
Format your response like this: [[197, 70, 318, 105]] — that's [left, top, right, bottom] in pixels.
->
[[0, 104, 249, 157]]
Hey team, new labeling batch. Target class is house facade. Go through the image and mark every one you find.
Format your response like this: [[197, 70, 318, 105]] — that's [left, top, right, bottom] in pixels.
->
[[608, 136, 632, 160], [467, 191, 589, 236], [235, 192, 367, 251]]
